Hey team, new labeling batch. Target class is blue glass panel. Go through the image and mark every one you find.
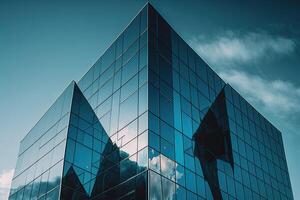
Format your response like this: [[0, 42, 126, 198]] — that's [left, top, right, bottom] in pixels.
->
[[149, 148, 160, 173], [138, 131, 148, 150], [138, 111, 148, 134], [140, 6, 147, 33], [196, 175, 206, 197], [65, 139, 75, 162], [121, 75, 138, 102], [137, 147, 148, 172], [97, 78, 113, 104], [110, 90, 120, 134], [100, 63, 114, 87], [180, 77, 190, 101], [113, 69, 121, 92], [74, 143, 92, 170], [149, 131, 160, 151], [118, 119, 137, 145], [173, 91, 182, 132], [149, 84, 159, 116], [122, 53, 138, 85], [140, 29, 147, 48], [175, 131, 184, 165], [140, 45, 148, 69], [185, 153, 195, 172], [162, 176, 175, 199], [178, 37, 188, 64], [185, 169, 196, 193], [119, 92, 138, 129], [187, 191, 197, 200], [123, 16, 140, 51], [159, 94, 173, 126], [160, 120, 174, 144], [182, 112, 193, 138], [139, 84, 148, 115], [159, 56, 172, 86], [175, 185, 186, 200], [47, 160, 63, 192], [176, 164, 185, 187], [179, 61, 189, 81], [160, 138, 174, 160], [149, 170, 162, 200], [139, 66, 147, 87], [123, 39, 139, 64]]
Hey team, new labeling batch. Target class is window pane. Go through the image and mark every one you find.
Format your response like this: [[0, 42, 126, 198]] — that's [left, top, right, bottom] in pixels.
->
[[182, 113, 193, 138], [160, 155, 175, 181], [139, 83, 148, 115], [122, 53, 138, 85], [97, 78, 113, 104], [175, 164, 185, 187], [139, 45, 148, 69], [137, 147, 148, 172], [74, 143, 92, 170], [159, 94, 173, 126], [123, 40, 139, 64], [138, 131, 148, 150], [160, 120, 174, 144], [149, 171, 162, 200], [140, 6, 147, 33], [47, 161, 63, 191], [175, 131, 184, 165], [118, 119, 137, 145], [175, 185, 186, 200], [123, 16, 140, 51], [121, 75, 138, 102], [149, 148, 160, 173], [160, 138, 174, 160], [149, 84, 159, 116], [173, 91, 182, 132], [149, 131, 160, 151], [119, 92, 138, 129], [185, 169, 196, 193], [162, 176, 175, 200]]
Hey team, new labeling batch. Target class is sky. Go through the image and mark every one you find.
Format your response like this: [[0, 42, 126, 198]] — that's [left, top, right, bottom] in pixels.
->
[[0, 0, 299, 199]]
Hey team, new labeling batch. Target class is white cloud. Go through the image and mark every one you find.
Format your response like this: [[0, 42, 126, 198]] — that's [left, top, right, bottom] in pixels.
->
[[149, 153, 184, 199], [190, 31, 299, 117], [219, 69, 300, 116], [0, 169, 14, 200], [190, 30, 299, 199], [190, 31, 296, 66]]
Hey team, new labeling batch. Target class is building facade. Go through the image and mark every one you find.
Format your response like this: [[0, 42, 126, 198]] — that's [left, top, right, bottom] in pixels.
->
[[9, 4, 293, 200]]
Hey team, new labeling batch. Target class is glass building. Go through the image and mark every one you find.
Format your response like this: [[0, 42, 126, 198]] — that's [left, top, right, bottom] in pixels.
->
[[9, 3, 293, 200]]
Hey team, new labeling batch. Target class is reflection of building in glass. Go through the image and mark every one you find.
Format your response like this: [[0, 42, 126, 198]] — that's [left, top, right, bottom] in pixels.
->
[[193, 86, 234, 199], [9, 3, 293, 200]]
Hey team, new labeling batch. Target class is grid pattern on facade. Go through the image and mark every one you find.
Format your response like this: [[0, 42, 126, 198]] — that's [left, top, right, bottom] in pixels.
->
[[9, 83, 74, 200], [74, 6, 149, 199], [146, 4, 293, 200], [8, 4, 293, 200]]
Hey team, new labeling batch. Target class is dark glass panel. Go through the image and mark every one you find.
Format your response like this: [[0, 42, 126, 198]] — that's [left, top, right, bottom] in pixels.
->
[[122, 53, 139, 85], [123, 15, 140, 51]]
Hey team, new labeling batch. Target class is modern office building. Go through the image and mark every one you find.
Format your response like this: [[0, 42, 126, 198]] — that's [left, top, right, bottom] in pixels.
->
[[9, 3, 293, 200]]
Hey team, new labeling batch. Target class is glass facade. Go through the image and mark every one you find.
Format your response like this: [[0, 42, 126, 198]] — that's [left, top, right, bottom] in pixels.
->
[[9, 3, 293, 200]]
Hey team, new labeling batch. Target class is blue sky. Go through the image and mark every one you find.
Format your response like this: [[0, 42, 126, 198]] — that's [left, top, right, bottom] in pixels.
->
[[0, 0, 299, 199]]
